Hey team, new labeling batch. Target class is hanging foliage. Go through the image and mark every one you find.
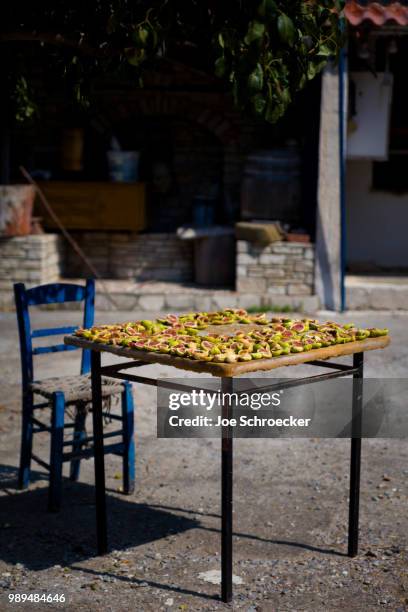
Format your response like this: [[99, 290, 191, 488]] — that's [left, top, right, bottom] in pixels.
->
[[2, 1, 345, 123]]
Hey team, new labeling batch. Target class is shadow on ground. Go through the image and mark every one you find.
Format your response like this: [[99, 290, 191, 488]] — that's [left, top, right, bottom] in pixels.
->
[[0, 465, 200, 571], [0, 464, 345, 574]]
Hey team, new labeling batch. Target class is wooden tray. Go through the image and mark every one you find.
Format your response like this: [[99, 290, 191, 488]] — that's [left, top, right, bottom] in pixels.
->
[[64, 335, 390, 377]]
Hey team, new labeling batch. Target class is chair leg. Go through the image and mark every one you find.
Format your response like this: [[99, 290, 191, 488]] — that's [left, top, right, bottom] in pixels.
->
[[48, 391, 65, 512], [69, 406, 87, 481], [121, 382, 135, 495], [18, 391, 34, 490]]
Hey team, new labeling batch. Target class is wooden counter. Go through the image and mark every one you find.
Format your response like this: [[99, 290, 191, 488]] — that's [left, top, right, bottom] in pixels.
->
[[36, 181, 146, 231]]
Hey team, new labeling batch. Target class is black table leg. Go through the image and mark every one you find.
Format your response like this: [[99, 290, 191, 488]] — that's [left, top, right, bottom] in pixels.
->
[[91, 350, 108, 555], [348, 352, 364, 557], [221, 377, 233, 603]]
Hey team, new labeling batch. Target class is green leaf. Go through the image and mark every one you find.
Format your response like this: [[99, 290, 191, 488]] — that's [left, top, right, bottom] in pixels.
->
[[133, 26, 149, 48], [248, 63, 264, 91], [280, 87, 291, 106], [106, 14, 118, 35], [218, 32, 224, 49], [277, 14, 296, 45], [257, 0, 277, 21], [125, 47, 146, 67], [252, 93, 267, 116], [265, 101, 285, 123], [215, 56, 227, 78], [244, 21, 265, 45], [307, 62, 317, 80], [298, 73, 308, 90]]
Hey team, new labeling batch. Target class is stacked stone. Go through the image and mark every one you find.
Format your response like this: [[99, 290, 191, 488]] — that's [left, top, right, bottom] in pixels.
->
[[236, 240, 314, 296], [0, 235, 62, 307], [110, 233, 193, 282], [64, 232, 194, 282]]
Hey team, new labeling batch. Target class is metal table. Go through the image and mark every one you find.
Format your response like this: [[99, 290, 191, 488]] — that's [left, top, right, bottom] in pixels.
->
[[64, 334, 389, 603]]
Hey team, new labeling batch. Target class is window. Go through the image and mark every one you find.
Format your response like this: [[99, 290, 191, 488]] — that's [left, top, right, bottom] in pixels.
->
[[371, 35, 408, 192]]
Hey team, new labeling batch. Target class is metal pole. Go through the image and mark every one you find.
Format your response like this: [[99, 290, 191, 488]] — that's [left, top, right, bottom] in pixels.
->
[[91, 350, 108, 554], [221, 377, 233, 603], [348, 352, 364, 557]]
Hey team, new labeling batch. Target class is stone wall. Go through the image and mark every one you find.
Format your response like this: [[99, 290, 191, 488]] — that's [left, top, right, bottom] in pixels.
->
[[236, 240, 315, 297], [64, 232, 193, 282], [0, 234, 62, 308]]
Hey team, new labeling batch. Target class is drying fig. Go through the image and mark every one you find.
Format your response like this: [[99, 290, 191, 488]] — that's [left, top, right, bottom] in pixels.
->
[[282, 318, 294, 328], [279, 345, 291, 355], [356, 329, 369, 340], [249, 313, 268, 324], [238, 351, 252, 361], [343, 323, 355, 330], [290, 341, 304, 353], [79, 330, 93, 339], [368, 328, 389, 337], [75, 312, 389, 365], [141, 320, 155, 331], [238, 317, 252, 324], [203, 335, 219, 343], [185, 327, 199, 335], [213, 353, 227, 363], [201, 340, 214, 350], [225, 352, 239, 363], [271, 324, 286, 332], [291, 322, 308, 333]]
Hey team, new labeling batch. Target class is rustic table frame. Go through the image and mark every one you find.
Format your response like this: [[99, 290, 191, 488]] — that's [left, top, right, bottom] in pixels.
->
[[64, 334, 389, 603]]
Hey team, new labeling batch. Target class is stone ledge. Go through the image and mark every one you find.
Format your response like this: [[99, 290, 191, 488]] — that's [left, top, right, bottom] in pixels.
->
[[0, 277, 320, 313], [346, 277, 408, 310]]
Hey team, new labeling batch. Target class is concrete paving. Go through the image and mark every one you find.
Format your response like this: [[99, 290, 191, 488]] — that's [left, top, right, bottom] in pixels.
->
[[0, 309, 407, 611], [346, 275, 408, 310]]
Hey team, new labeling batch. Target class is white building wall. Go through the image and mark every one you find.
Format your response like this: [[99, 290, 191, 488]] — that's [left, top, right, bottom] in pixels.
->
[[346, 160, 408, 269]]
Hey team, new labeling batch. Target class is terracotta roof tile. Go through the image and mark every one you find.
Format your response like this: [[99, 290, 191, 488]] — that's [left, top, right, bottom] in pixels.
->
[[345, 1, 408, 26]]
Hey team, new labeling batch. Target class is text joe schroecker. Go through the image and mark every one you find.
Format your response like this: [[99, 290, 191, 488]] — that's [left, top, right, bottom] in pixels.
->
[[165, 389, 311, 430], [168, 414, 311, 428]]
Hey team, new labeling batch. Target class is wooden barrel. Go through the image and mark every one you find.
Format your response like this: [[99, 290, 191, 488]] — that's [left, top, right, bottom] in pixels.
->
[[241, 148, 301, 223]]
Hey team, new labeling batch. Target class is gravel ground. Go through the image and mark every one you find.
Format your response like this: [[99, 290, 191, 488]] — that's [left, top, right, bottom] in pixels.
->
[[0, 309, 407, 612]]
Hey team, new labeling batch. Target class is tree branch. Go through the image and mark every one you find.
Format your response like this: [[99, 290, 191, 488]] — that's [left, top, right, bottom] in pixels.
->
[[0, 31, 119, 57]]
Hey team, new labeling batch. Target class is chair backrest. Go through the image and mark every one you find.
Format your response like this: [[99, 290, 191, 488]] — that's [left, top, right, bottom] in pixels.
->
[[14, 280, 95, 392]]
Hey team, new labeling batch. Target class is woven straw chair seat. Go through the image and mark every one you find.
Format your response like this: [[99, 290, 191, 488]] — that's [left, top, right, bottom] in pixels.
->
[[31, 374, 124, 403]]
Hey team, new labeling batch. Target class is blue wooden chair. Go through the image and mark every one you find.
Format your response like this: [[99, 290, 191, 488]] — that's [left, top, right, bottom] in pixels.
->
[[14, 279, 135, 512]]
